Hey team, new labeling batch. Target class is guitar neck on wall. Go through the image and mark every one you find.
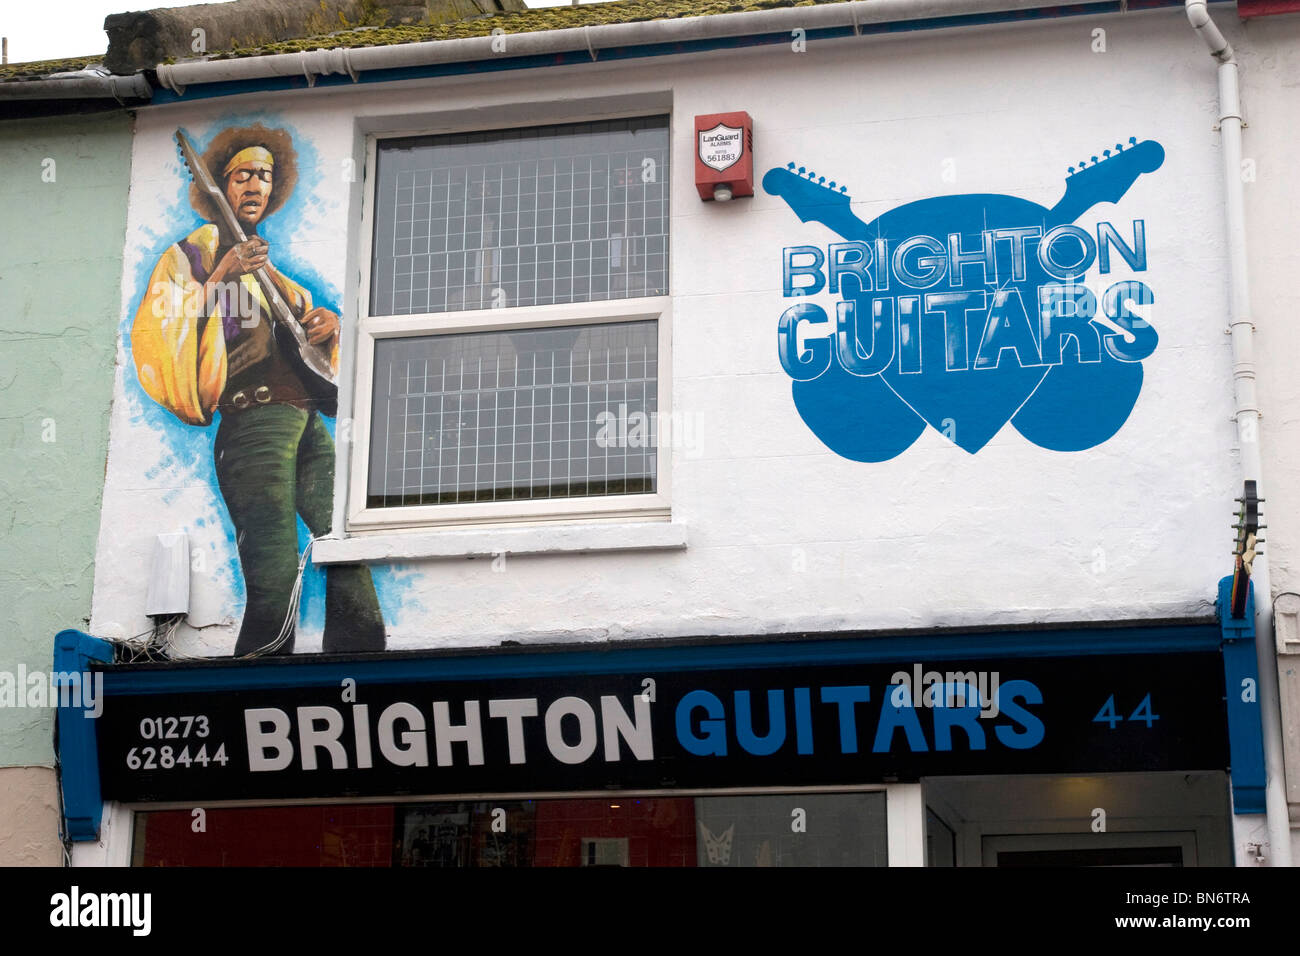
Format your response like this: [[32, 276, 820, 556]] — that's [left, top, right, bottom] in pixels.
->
[[760, 137, 1167, 240], [1230, 480, 1262, 620]]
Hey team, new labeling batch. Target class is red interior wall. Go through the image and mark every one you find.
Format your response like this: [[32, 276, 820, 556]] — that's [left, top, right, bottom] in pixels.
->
[[532, 798, 697, 867], [136, 798, 700, 866], [136, 805, 396, 867]]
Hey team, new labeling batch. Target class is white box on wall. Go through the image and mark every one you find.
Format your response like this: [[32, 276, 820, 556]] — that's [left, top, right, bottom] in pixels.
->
[[144, 531, 190, 617]]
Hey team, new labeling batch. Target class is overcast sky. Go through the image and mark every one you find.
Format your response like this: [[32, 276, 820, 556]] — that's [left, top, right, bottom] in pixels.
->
[[2, 0, 604, 64]]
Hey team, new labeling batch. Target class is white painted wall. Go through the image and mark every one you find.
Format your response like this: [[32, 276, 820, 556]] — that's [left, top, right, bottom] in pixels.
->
[[91, 9, 1244, 656]]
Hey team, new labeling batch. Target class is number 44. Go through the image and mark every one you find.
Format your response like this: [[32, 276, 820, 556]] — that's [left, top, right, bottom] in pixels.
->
[[1093, 693, 1160, 729]]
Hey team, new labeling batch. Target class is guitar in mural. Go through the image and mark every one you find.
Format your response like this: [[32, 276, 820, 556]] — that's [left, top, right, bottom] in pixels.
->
[[1229, 480, 1262, 619], [763, 138, 1165, 461]]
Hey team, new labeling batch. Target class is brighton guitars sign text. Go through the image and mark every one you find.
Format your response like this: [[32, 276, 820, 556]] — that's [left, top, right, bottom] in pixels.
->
[[94, 651, 1227, 802]]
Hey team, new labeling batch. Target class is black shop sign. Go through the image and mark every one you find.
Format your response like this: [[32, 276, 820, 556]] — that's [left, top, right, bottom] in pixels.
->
[[94, 650, 1228, 802]]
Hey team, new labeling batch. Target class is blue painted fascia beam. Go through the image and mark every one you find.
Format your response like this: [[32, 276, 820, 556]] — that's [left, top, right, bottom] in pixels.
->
[[1217, 577, 1267, 814], [54, 629, 115, 842]]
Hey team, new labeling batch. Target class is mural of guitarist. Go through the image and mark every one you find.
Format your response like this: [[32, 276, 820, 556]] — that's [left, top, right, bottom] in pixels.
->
[[132, 123, 385, 656]]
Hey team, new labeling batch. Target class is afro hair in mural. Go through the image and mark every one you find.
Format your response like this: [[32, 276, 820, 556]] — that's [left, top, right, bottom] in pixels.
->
[[190, 123, 298, 223]]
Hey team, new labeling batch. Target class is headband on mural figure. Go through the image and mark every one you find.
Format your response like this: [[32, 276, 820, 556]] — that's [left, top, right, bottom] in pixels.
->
[[222, 146, 275, 176]]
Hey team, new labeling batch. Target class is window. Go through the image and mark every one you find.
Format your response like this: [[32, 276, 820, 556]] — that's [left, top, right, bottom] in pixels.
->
[[131, 791, 889, 867], [350, 115, 672, 531]]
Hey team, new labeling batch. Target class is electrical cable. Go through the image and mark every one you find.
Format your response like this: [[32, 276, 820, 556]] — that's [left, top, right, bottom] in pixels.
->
[[78, 536, 318, 661], [237, 534, 317, 660]]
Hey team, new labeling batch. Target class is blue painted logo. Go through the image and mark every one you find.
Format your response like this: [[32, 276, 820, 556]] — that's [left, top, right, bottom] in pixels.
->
[[764, 138, 1165, 461]]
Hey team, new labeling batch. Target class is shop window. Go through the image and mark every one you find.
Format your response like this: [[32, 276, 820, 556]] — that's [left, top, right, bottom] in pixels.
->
[[350, 116, 672, 530], [131, 792, 888, 868]]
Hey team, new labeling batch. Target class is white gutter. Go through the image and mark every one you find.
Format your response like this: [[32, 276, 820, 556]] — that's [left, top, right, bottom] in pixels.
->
[[0, 68, 151, 101], [156, 0, 1136, 94], [1186, 0, 1293, 868]]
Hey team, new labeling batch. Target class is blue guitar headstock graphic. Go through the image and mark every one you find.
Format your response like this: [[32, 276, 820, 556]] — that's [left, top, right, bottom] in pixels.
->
[[761, 165, 858, 234], [764, 138, 1165, 462], [1052, 137, 1166, 226]]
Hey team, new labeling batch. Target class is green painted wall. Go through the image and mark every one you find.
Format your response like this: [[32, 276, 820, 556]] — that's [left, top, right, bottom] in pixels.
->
[[0, 111, 131, 767]]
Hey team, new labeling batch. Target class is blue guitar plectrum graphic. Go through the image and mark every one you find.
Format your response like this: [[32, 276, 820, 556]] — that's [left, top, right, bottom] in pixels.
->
[[791, 357, 925, 462], [855, 194, 1056, 453], [1013, 358, 1143, 451], [1012, 333, 1148, 451]]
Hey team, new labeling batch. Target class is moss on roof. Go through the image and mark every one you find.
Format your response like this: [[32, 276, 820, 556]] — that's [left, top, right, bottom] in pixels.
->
[[212, 0, 833, 59], [0, 55, 104, 81], [0, 0, 834, 80]]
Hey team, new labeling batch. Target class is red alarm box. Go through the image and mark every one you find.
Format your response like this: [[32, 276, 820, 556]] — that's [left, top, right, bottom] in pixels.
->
[[695, 111, 754, 202]]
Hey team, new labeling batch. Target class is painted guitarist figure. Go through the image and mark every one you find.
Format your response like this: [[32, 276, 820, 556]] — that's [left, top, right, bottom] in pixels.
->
[[132, 123, 385, 656]]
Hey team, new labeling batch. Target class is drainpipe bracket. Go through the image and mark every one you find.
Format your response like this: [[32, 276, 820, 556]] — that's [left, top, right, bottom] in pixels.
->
[[339, 48, 358, 83], [156, 63, 185, 96]]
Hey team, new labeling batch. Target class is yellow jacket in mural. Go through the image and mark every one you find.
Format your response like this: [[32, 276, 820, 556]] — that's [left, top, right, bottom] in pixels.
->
[[131, 223, 337, 426]]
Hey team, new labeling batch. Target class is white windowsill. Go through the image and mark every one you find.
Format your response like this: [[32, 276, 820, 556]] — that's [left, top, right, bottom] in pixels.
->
[[312, 520, 688, 565]]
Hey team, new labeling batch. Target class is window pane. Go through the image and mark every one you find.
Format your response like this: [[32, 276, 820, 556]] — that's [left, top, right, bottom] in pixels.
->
[[371, 116, 670, 315], [368, 321, 658, 507], [132, 792, 887, 867]]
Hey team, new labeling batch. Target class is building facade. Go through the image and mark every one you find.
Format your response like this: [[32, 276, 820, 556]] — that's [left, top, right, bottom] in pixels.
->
[[0, 110, 133, 865], [30, 0, 1300, 867]]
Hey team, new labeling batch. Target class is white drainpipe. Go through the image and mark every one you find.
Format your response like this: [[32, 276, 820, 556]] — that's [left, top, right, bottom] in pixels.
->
[[1186, 0, 1293, 867]]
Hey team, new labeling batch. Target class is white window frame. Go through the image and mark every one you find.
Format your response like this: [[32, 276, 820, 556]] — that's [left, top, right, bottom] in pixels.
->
[[348, 120, 672, 534], [78, 784, 920, 868]]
